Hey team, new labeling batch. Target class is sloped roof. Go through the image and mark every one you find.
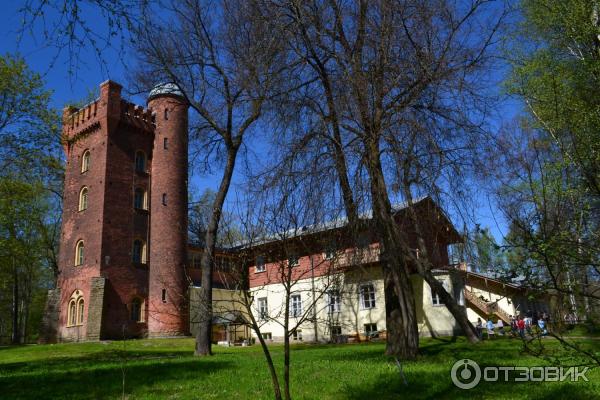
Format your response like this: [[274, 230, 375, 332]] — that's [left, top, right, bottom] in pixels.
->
[[227, 195, 460, 250]]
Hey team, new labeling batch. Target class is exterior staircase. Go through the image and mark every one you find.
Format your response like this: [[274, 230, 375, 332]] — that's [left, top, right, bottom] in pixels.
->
[[464, 290, 511, 324]]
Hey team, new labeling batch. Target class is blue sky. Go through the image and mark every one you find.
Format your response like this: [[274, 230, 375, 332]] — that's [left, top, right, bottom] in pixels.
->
[[0, 1, 512, 244]]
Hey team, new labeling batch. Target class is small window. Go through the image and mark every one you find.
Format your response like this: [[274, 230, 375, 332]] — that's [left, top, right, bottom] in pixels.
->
[[135, 151, 146, 173], [261, 332, 272, 340], [328, 290, 341, 313], [331, 325, 342, 336], [164, 108, 169, 120], [163, 137, 168, 149], [134, 188, 147, 210], [78, 187, 88, 211], [255, 256, 265, 273], [132, 239, 147, 264], [364, 323, 378, 337], [81, 150, 90, 173], [75, 240, 85, 266], [288, 254, 299, 267], [193, 255, 202, 269], [324, 241, 336, 260], [292, 329, 303, 341], [290, 294, 302, 317], [162, 193, 167, 205], [357, 232, 370, 248], [131, 298, 144, 322], [258, 297, 268, 320], [161, 289, 167, 303], [360, 283, 376, 309], [432, 279, 449, 306]]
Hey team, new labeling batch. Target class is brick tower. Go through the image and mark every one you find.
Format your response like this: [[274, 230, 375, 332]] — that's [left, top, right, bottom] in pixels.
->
[[147, 84, 189, 336], [39, 80, 190, 342]]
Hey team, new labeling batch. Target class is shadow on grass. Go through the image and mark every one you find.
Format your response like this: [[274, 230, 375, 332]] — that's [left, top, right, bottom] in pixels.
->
[[341, 369, 598, 400], [0, 351, 232, 400]]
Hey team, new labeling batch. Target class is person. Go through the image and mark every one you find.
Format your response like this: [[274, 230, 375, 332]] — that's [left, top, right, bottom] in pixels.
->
[[538, 317, 547, 336], [526, 315, 533, 335], [475, 318, 483, 340], [517, 315, 526, 338], [497, 319, 504, 336], [486, 318, 495, 339], [509, 315, 518, 337]]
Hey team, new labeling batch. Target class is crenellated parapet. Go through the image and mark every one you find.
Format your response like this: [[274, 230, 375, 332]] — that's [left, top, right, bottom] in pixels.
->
[[61, 80, 156, 155], [120, 99, 155, 132]]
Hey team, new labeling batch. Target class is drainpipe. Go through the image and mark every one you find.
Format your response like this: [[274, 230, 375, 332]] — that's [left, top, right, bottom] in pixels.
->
[[310, 254, 318, 342]]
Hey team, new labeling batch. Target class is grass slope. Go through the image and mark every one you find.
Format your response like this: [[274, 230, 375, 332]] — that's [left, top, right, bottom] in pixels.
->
[[0, 337, 599, 399]]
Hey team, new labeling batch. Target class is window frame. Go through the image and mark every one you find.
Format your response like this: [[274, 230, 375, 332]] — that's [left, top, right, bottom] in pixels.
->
[[288, 254, 299, 267], [134, 150, 147, 173], [359, 283, 376, 309], [75, 240, 85, 266], [431, 279, 449, 306], [132, 239, 147, 264], [67, 290, 84, 327], [255, 255, 266, 273], [364, 323, 378, 336], [257, 297, 268, 320], [131, 298, 145, 323], [328, 290, 341, 313], [81, 150, 90, 173], [133, 187, 148, 210], [290, 294, 302, 317], [78, 186, 88, 211]]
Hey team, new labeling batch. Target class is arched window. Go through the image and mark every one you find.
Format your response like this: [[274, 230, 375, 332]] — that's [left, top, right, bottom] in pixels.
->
[[75, 240, 85, 266], [67, 290, 84, 327], [135, 151, 146, 173], [132, 239, 147, 264], [131, 298, 145, 322], [78, 187, 88, 211], [68, 300, 77, 326], [81, 150, 90, 173], [77, 297, 85, 325], [133, 188, 147, 210]]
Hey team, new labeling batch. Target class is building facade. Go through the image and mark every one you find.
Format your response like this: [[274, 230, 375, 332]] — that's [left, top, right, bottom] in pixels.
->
[[40, 80, 468, 344], [40, 81, 190, 342]]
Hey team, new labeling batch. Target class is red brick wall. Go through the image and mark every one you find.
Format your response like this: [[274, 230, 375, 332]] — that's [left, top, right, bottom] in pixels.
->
[[147, 93, 189, 336], [58, 81, 154, 340]]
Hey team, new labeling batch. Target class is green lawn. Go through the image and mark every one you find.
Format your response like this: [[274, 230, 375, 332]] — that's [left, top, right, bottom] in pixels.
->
[[1, 337, 599, 399]]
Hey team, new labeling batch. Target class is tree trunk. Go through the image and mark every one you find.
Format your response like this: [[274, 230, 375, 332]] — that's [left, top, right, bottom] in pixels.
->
[[420, 267, 479, 342], [365, 139, 420, 359], [195, 147, 239, 356], [12, 256, 20, 345]]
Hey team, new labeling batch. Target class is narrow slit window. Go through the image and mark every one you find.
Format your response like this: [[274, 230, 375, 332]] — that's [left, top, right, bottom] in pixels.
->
[[163, 137, 168, 149], [161, 289, 167, 303], [162, 193, 167, 205], [164, 108, 169, 120]]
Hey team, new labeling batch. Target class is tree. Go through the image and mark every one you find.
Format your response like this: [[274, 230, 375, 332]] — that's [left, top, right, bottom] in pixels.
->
[[0, 54, 61, 343], [495, 0, 600, 326], [132, 0, 291, 356], [259, 0, 505, 358]]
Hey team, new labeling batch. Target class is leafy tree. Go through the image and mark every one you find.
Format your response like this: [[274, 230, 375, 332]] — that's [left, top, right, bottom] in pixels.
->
[[0, 54, 61, 343]]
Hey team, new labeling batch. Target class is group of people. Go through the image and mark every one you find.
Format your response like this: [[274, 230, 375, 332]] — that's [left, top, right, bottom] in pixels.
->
[[475, 312, 549, 339]]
